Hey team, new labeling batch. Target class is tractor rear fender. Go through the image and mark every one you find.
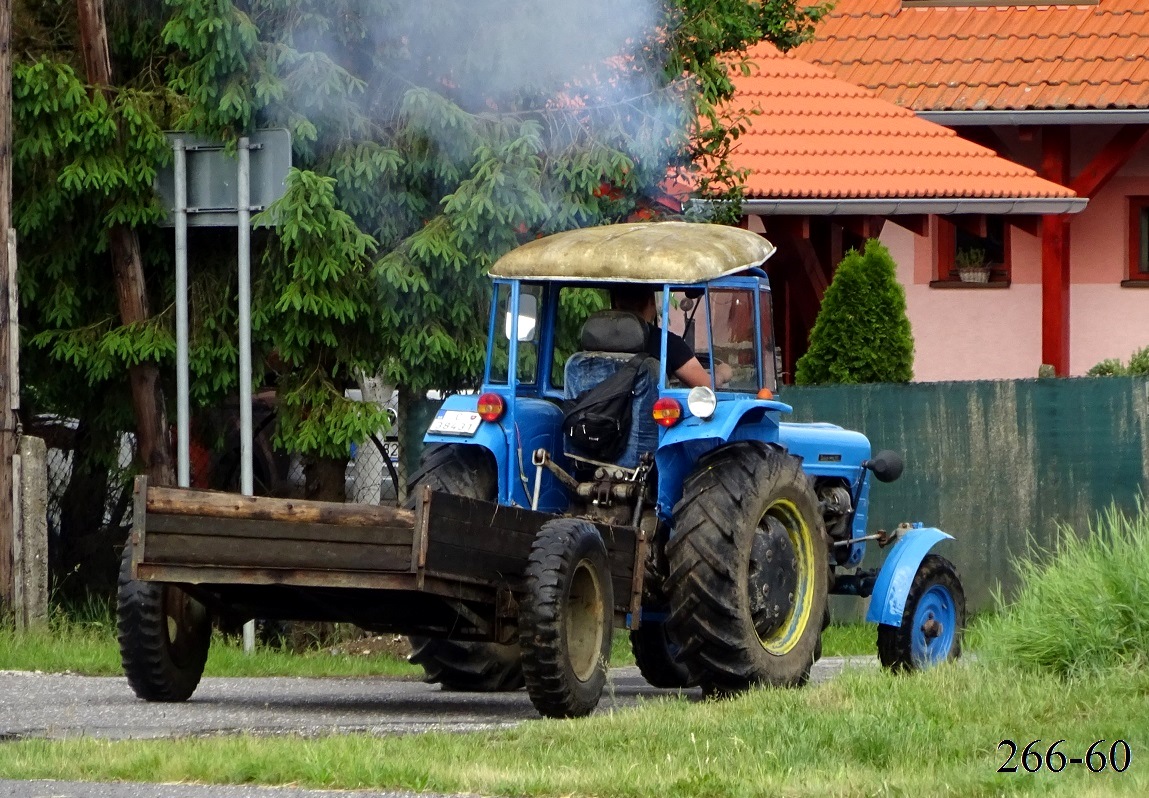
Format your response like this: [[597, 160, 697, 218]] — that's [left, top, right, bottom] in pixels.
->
[[866, 527, 955, 626], [422, 394, 568, 511], [653, 398, 788, 520]]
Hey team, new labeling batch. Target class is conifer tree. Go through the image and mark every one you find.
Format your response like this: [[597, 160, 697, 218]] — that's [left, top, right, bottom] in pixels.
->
[[795, 239, 915, 385], [12, 0, 829, 554]]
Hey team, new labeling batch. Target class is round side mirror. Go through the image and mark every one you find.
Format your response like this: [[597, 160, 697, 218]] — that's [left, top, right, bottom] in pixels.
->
[[863, 450, 904, 483]]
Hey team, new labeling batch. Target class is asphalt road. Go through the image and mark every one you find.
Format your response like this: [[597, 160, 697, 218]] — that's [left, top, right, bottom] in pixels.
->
[[0, 659, 868, 741], [0, 660, 871, 798]]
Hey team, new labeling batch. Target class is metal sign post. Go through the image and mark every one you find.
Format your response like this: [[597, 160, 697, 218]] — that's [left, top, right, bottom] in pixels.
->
[[173, 139, 190, 488], [158, 129, 290, 653]]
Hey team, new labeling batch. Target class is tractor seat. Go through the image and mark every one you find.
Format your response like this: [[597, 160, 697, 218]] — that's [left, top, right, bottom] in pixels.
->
[[563, 310, 660, 468]]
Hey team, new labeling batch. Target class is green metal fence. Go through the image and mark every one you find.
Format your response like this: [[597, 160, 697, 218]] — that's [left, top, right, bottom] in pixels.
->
[[783, 376, 1149, 614]]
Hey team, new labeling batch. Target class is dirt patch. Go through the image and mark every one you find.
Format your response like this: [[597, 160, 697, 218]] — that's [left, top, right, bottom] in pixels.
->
[[327, 634, 412, 660]]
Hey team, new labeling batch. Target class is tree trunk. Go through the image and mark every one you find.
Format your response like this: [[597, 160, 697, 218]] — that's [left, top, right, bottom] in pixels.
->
[[303, 456, 347, 503], [0, 0, 17, 610], [76, 0, 174, 487]]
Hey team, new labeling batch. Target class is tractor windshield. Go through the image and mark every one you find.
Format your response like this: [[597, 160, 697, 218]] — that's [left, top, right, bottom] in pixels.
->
[[662, 282, 777, 393]]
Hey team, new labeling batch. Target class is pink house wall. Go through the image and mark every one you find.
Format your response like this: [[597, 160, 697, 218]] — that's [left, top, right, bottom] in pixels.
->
[[879, 131, 1149, 382]]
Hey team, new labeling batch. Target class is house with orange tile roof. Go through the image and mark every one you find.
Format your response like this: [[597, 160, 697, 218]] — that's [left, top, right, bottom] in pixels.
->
[[718, 40, 1083, 380], [780, 0, 1149, 380]]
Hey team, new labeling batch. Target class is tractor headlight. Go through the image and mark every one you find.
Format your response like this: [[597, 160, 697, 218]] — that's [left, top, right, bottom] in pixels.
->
[[686, 386, 717, 419]]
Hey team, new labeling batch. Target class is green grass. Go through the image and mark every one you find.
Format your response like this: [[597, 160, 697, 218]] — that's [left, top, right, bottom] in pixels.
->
[[0, 611, 419, 679], [1, 660, 1144, 797], [979, 501, 1149, 677]]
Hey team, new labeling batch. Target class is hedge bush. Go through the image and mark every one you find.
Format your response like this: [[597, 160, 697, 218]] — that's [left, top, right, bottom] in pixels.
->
[[794, 239, 914, 385]]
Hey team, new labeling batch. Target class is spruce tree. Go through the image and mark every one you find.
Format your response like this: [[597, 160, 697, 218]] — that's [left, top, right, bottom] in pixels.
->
[[794, 239, 915, 385]]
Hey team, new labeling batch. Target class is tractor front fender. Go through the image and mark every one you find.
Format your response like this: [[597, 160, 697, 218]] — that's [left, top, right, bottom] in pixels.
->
[[865, 527, 954, 626], [658, 398, 791, 450], [654, 399, 790, 518]]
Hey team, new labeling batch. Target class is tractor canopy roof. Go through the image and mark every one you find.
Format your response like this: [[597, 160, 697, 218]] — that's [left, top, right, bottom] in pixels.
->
[[489, 221, 775, 283]]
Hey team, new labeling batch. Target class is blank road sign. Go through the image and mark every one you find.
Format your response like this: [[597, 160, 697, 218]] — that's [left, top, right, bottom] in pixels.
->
[[155, 128, 292, 228]]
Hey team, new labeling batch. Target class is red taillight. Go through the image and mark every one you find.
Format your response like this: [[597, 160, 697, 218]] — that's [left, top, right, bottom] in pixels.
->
[[477, 392, 505, 422], [652, 397, 682, 427]]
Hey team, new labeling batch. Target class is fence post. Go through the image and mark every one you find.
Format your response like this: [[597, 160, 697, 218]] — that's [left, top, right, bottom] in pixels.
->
[[13, 436, 47, 628]]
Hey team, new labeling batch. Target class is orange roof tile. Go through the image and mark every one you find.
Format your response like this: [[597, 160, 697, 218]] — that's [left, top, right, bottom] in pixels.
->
[[724, 42, 1078, 202], [795, 0, 1149, 111]]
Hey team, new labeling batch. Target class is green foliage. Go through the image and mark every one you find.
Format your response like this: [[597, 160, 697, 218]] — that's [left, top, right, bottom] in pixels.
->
[[955, 246, 986, 269], [13, 55, 177, 459], [980, 502, 1149, 677], [1128, 345, 1149, 376], [795, 239, 915, 385], [256, 168, 389, 457], [1086, 358, 1127, 377], [1086, 346, 1149, 377], [671, 0, 831, 206], [15, 0, 830, 474]]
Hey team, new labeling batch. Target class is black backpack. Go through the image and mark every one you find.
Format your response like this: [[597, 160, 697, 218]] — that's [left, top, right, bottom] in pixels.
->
[[561, 353, 651, 461]]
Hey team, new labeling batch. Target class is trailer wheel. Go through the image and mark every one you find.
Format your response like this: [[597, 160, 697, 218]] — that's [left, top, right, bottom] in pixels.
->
[[405, 444, 525, 692], [631, 620, 698, 689], [116, 543, 211, 702], [520, 518, 614, 718], [666, 442, 828, 694], [877, 554, 965, 672]]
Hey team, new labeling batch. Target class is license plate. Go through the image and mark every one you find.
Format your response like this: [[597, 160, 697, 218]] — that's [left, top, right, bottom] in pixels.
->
[[428, 410, 482, 436]]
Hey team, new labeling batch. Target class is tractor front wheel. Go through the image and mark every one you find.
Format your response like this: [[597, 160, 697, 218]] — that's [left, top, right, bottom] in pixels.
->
[[666, 442, 828, 694], [520, 518, 614, 718], [877, 554, 965, 671]]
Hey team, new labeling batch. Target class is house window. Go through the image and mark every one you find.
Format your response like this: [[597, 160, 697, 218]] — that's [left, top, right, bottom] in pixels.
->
[[933, 216, 1010, 286], [1128, 197, 1149, 283]]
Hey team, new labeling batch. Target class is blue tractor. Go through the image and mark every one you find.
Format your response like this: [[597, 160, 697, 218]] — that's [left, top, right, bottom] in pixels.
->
[[407, 221, 966, 710]]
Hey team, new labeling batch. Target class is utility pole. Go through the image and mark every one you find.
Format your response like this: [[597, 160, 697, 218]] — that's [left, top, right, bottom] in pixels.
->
[[0, 0, 17, 609], [76, 0, 174, 487]]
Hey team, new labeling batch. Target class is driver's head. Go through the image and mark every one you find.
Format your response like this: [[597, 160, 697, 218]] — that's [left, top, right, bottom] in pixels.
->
[[609, 284, 656, 322]]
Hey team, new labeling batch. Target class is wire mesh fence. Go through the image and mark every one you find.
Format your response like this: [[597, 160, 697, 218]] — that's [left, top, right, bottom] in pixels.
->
[[44, 429, 137, 539], [345, 432, 402, 506]]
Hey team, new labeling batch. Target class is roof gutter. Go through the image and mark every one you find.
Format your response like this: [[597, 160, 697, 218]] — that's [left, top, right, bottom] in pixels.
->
[[727, 197, 1087, 216], [918, 109, 1149, 127]]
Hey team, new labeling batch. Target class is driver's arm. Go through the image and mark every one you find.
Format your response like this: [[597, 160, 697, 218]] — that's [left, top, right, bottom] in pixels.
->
[[675, 357, 732, 389]]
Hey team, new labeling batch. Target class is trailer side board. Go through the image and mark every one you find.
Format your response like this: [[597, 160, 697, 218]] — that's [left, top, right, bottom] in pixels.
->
[[422, 489, 639, 615], [131, 478, 641, 618]]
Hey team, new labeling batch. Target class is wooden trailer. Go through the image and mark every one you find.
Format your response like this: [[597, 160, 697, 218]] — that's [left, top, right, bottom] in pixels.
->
[[120, 476, 647, 718]]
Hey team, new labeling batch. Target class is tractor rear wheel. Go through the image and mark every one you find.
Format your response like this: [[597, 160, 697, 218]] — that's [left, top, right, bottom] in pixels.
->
[[117, 543, 211, 702], [520, 518, 614, 718], [405, 444, 525, 692], [666, 442, 828, 694], [877, 554, 965, 671]]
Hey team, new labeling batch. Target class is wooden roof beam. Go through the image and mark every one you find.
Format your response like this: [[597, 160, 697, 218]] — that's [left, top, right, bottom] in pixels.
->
[[947, 214, 988, 238], [1070, 124, 1149, 199], [886, 215, 929, 236]]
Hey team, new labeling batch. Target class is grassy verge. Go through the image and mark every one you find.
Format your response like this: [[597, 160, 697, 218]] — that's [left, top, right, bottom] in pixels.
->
[[978, 502, 1149, 676], [0, 618, 420, 679], [1, 660, 1144, 797]]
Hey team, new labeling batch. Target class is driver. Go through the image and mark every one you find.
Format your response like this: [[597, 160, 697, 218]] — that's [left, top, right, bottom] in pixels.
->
[[609, 285, 732, 388]]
